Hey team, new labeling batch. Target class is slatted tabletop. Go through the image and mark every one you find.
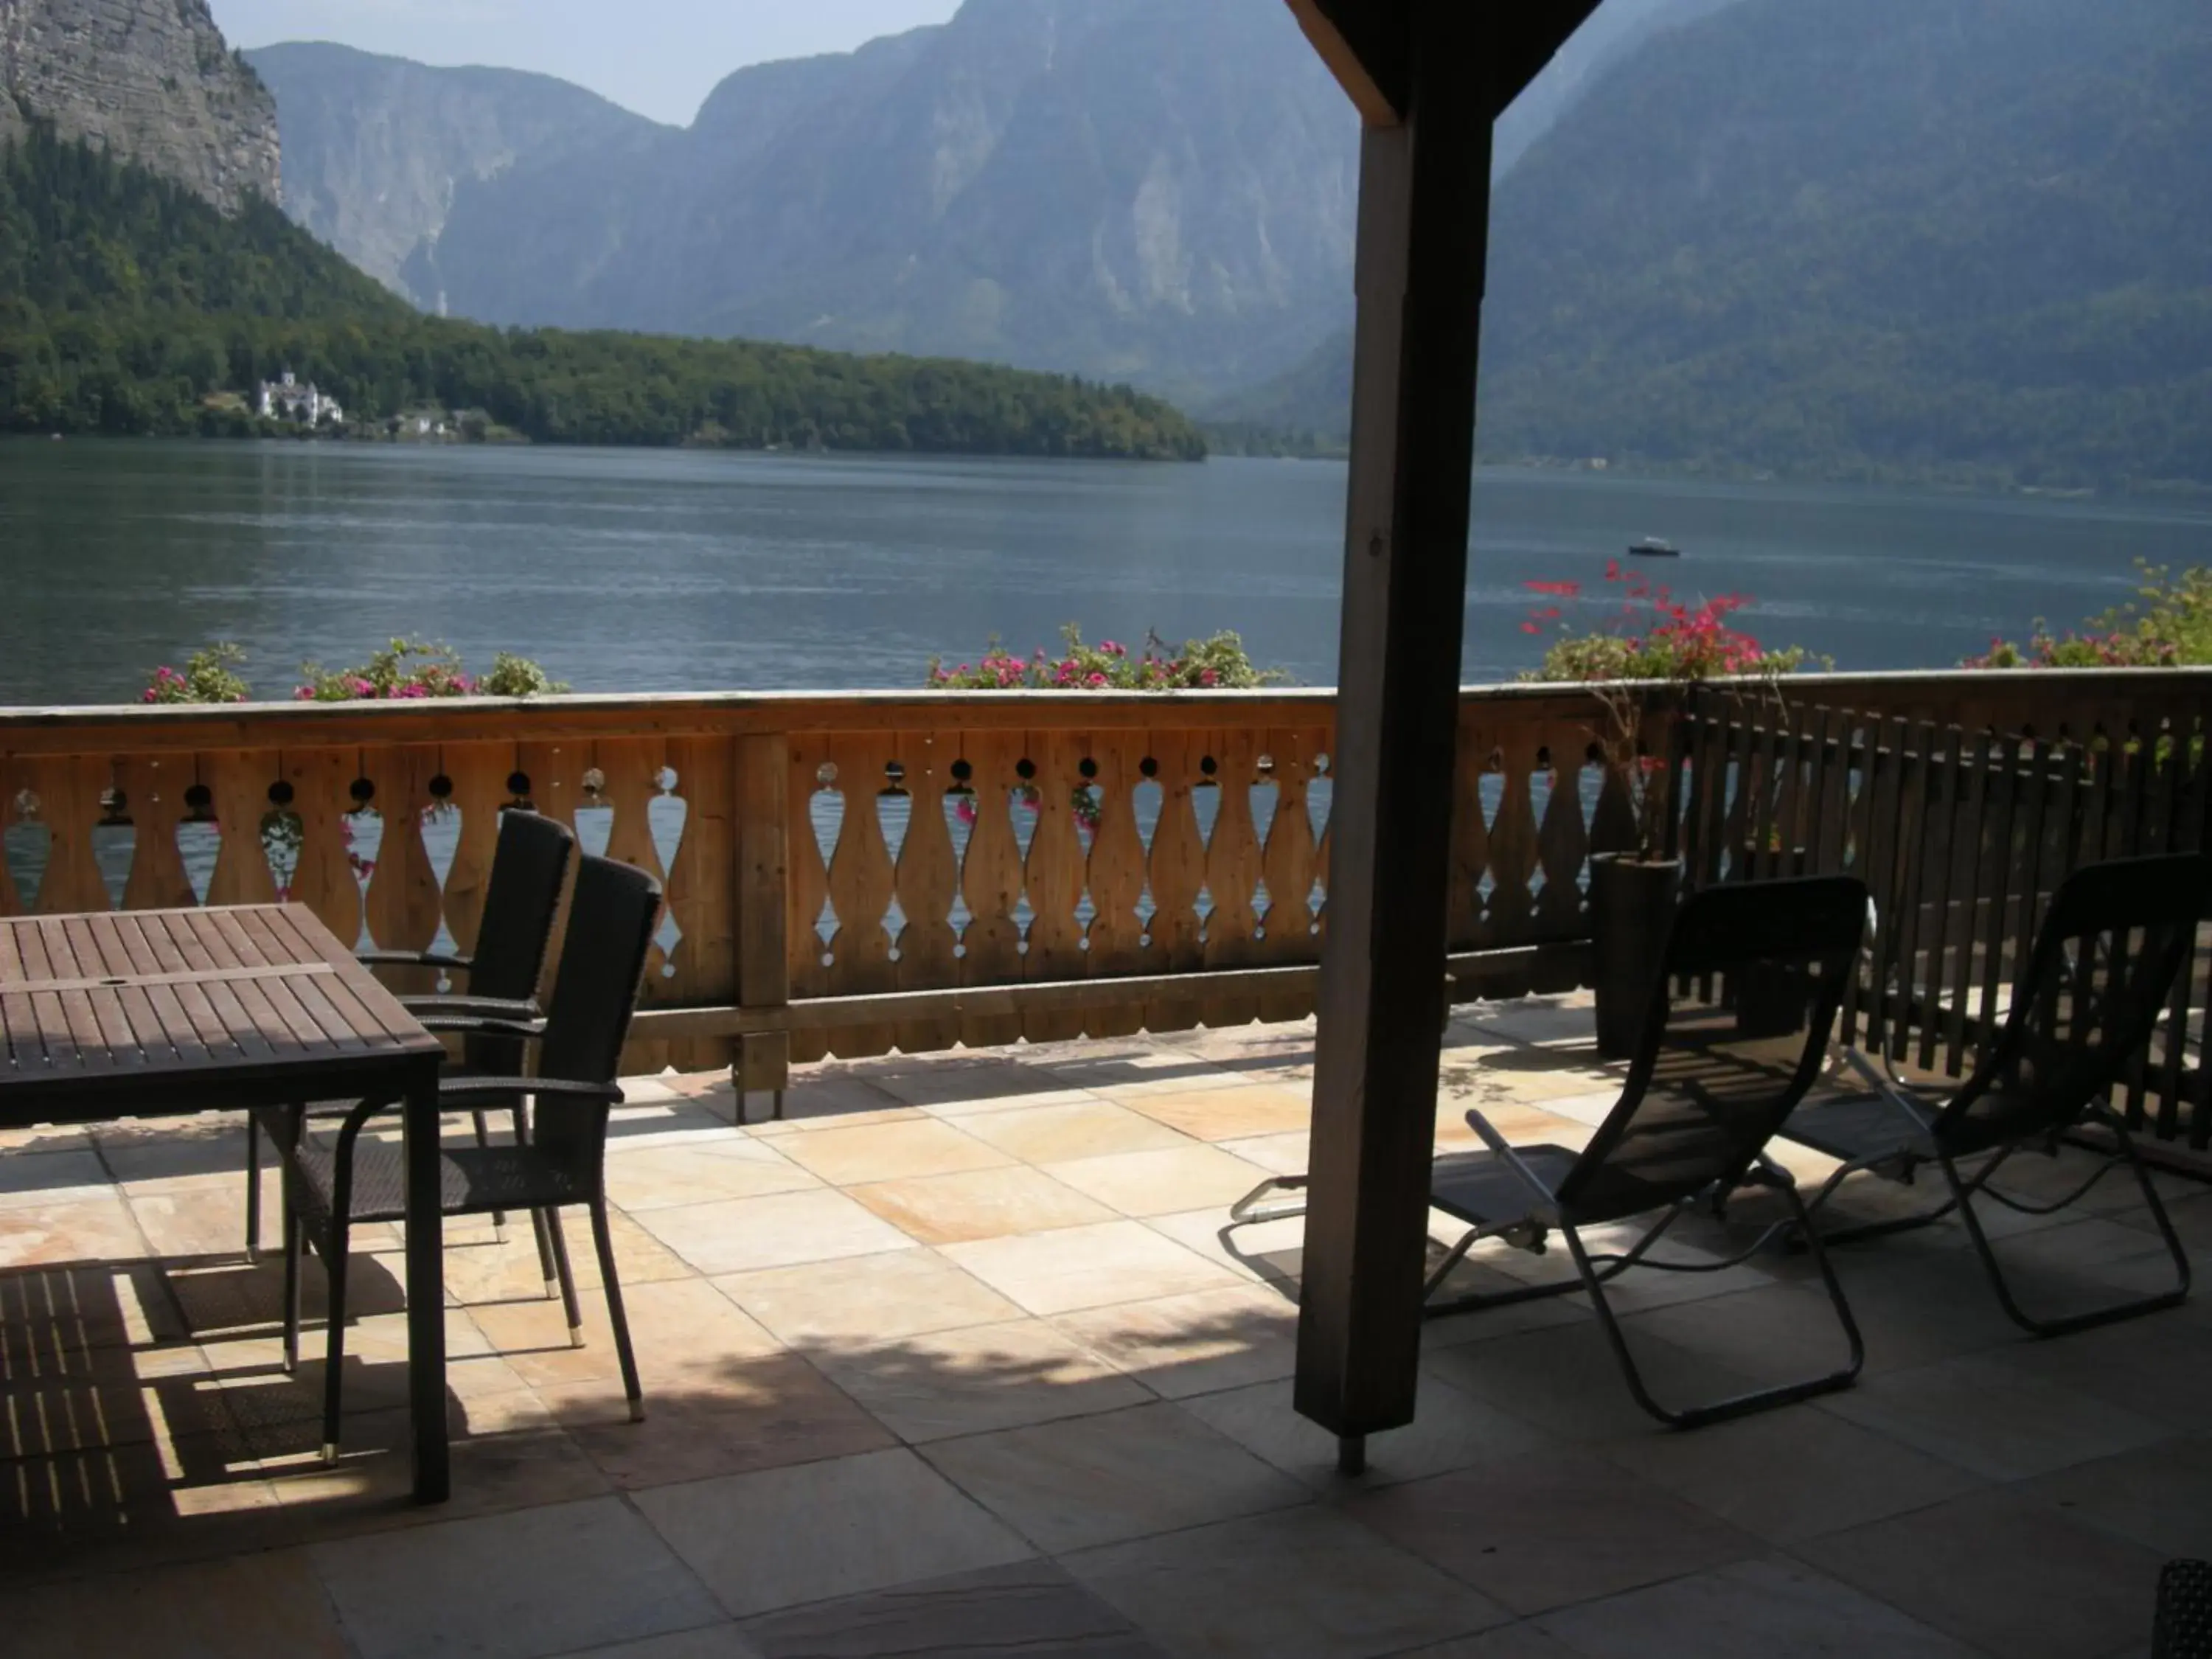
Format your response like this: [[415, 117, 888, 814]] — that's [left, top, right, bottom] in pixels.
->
[[0, 905, 443, 1119], [0, 903, 453, 1502]]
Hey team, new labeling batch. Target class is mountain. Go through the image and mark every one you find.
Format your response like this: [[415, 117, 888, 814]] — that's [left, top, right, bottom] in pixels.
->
[[0, 0, 277, 212], [246, 44, 670, 303], [1222, 0, 2212, 492], [254, 0, 1731, 399], [0, 122, 1203, 458]]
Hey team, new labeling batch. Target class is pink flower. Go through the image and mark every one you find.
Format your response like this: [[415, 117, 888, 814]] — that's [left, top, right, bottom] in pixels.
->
[[1200, 667, 1220, 686], [1087, 672, 1107, 686]]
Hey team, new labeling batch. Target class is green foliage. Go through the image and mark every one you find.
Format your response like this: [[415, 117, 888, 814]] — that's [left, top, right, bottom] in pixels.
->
[[136, 636, 570, 703], [927, 625, 1286, 691], [0, 125, 1206, 460], [1968, 561, 2210, 667], [141, 642, 250, 703], [294, 639, 481, 701], [480, 653, 573, 698]]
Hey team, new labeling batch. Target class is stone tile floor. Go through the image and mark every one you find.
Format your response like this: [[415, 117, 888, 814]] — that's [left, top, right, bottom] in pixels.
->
[[1, 995, 2207, 1658]]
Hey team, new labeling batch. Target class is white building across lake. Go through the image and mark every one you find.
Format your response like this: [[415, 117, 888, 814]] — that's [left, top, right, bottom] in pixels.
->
[[257, 371, 343, 426]]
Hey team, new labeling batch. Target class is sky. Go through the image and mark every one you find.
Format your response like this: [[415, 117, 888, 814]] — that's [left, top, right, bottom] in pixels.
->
[[209, 1, 962, 126]]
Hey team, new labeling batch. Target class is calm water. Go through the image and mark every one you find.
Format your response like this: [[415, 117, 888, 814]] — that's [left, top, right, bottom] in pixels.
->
[[4, 439, 2211, 705]]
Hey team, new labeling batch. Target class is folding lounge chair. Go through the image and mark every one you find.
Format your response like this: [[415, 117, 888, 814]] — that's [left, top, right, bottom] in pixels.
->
[[1234, 874, 1873, 1430], [1779, 852, 2209, 1338], [243, 808, 574, 1257]]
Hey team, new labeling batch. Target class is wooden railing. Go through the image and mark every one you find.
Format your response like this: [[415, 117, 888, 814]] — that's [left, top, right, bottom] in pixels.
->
[[2, 670, 2205, 1113], [1676, 674, 2212, 1150]]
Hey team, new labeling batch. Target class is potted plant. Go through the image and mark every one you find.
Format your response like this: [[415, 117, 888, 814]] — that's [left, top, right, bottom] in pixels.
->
[[1585, 685, 1683, 1060], [1521, 566, 1818, 1058]]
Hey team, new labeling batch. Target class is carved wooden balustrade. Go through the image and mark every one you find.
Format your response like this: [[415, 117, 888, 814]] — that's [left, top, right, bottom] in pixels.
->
[[2, 671, 2204, 1112]]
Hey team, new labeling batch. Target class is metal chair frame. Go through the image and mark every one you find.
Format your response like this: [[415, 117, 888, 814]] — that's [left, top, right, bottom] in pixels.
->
[[1782, 853, 2208, 1338], [1235, 874, 1875, 1430]]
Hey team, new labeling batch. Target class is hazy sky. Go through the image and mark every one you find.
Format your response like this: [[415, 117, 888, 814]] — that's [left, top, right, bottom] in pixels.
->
[[209, 1, 963, 125]]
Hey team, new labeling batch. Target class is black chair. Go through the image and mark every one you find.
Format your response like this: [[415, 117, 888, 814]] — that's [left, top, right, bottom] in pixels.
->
[[272, 854, 661, 1462], [243, 809, 574, 1257], [1278, 876, 1871, 1430], [1781, 852, 2208, 1338]]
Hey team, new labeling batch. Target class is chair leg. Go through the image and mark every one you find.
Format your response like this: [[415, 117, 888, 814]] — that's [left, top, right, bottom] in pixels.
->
[[472, 1108, 507, 1239], [1944, 1119, 2192, 1339], [529, 1209, 560, 1299], [319, 1215, 350, 1464], [542, 1207, 585, 1347], [1229, 1174, 1308, 1225], [589, 1200, 646, 1423], [281, 1178, 302, 1375], [513, 1102, 554, 1291], [1570, 1189, 1863, 1430], [244, 1113, 262, 1262]]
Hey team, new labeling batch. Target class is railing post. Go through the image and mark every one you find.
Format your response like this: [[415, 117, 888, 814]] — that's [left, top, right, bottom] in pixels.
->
[[734, 733, 790, 1120]]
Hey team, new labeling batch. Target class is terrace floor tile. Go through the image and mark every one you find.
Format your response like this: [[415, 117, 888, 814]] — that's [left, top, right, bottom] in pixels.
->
[[956, 1099, 1194, 1163], [813, 1318, 1149, 1442], [1794, 1484, 2168, 1659], [740, 1561, 1161, 1659], [942, 1220, 1242, 1316], [1042, 1144, 1276, 1217], [1345, 1450, 1764, 1618], [1065, 1504, 1509, 1659], [1053, 1284, 1301, 1399], [772, 1118, 1015, 1186], [636, 1446, 1032, 1618], [714, 1248, 1023, 1349], [310, 1494, 722, 1659], [633, 1189, 917, 1276], [846, 1165, 1117, 1245], [1115, 1085, 1313, 1141], [920, 1401, 1305, 1553], [1534, 1556, 1977, 1659]]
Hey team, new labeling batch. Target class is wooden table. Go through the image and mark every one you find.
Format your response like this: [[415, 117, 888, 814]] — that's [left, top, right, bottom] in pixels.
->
[[0, 904, 452, 1502]]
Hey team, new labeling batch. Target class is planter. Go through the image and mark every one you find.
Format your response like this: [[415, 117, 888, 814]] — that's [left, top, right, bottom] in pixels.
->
[[1590, 854, 1683, 1060]]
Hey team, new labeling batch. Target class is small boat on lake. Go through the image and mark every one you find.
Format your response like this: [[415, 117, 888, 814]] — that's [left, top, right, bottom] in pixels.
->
[[1628, 536, 1680, 558]]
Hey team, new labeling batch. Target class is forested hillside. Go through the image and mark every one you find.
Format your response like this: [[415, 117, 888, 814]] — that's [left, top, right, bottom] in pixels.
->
[[1220, 0, 2212, 493], [0, 126, 1205, 458]]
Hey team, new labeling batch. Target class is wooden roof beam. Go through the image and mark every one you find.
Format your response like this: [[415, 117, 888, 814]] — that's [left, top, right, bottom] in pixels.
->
[[1284, 0, 1411, 126], [1286, 0, 1605, 128]]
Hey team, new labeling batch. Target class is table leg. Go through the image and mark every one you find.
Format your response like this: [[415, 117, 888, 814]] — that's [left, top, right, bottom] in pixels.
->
[[403, 1061, 450, 1503]]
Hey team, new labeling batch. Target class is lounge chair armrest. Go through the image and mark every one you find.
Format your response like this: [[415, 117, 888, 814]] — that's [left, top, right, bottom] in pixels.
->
[[1465, 1107, 1561, 1206], [358, 949, 473, 973], [414, 1015, 546, 1041], [398, 994, 541, 1019], [439, 1077, 625, 1109]]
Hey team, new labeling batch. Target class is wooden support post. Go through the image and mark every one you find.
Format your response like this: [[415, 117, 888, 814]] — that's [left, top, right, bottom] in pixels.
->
[[1295, 5, 1497, 1446], [734, 734, 790, 1121]]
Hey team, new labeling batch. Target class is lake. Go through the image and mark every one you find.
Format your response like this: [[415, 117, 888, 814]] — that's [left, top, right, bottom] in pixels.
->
[[4, 439, 2210, 706]]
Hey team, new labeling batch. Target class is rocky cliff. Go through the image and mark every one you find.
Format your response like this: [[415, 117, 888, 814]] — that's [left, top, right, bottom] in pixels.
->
[[0, 0, 278, 214], [248, 44, 667, 302]]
